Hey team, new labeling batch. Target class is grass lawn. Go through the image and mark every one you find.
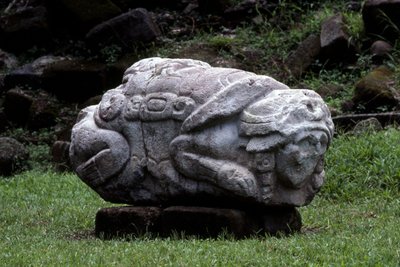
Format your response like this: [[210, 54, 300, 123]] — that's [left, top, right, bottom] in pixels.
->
[[1, 129, 400, 266]]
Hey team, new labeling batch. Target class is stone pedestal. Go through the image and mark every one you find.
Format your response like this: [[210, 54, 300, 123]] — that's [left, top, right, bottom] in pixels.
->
[[95, 206, 301, 239]]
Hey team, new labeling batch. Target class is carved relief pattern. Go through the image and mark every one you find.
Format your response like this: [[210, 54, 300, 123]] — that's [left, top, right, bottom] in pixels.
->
[[69, 57, 334, 207]]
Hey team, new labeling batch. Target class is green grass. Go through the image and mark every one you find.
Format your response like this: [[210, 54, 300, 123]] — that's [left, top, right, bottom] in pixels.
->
[[1, 128, 400, 266], [323, 127, 400, 200]]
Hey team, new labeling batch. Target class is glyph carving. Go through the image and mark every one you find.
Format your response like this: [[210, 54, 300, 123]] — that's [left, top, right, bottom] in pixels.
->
[[70, 57, 334, 207]]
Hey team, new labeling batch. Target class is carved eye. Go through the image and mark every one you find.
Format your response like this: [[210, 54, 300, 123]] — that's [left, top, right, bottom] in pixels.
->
[[174, 100, 186, 111], [262, 158, 270, 167], [147, 98, 167, 112]]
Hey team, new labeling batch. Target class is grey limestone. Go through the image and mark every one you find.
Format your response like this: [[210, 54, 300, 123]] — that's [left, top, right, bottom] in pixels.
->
[[70, 57, 334, 208]]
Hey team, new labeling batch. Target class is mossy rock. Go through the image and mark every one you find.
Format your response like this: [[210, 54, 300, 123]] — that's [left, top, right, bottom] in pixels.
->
[[352, 66, 399, 112]]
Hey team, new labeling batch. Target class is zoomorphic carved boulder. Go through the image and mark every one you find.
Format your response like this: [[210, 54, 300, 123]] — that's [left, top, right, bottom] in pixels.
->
[[70, 57, 334, 208]]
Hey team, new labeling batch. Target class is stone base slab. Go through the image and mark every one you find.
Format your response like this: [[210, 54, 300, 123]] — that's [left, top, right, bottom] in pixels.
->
[[95, 206, 302, 239]]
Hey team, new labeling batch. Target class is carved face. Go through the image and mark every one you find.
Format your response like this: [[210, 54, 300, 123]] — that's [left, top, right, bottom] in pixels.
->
[[275, 130, 328, 188]]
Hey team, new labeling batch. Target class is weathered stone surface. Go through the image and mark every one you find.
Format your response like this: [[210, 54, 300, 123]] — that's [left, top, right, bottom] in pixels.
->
[[51, 141, 71, 172], [160, 206, 255, 237], [286, 34, 321, 78], [320, 13, 357, 63], [70, 57, 334, 208], [0, 3, 50, 52], [362, 0, 400, 42], [95, 205, 301, 239], [86, 8, 161, 50], [95, 206, 162, 239], [352, 66, 399, 112], [0, 137, 29, 176], [161, 206, 301, 237]]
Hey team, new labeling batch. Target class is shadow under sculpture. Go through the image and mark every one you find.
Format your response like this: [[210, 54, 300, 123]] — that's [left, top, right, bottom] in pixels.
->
[[70, 57, 334, 238]]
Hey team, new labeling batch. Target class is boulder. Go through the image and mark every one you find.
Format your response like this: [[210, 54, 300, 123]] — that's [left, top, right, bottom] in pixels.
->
[[0, 137, 29, 176], [370, 40, 393, 64], [352, 66, 399, 112], [320, 13, 357, 64], [286, 34, 321, 78], [4, 56, 110, 102], [3, 88, 58, 129], [85, 8, 161, 50], [0, 4, 50, 52], [362, 0, 400, 42], [3, 55, 66, 91], [27, 91, 58, 130], [41, 58, 108, 102], [352, 117, 383, 135]]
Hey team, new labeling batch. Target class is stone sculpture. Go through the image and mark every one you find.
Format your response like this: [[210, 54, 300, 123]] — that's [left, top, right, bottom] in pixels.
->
[[70, 57, 334, 209]]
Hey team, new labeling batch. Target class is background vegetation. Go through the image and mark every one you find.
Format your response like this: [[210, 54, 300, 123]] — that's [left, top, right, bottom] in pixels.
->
[[1, 0, 400, 266]]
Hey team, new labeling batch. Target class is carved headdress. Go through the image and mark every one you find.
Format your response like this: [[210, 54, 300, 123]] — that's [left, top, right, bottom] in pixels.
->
[[241, 89, 334, 152]]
